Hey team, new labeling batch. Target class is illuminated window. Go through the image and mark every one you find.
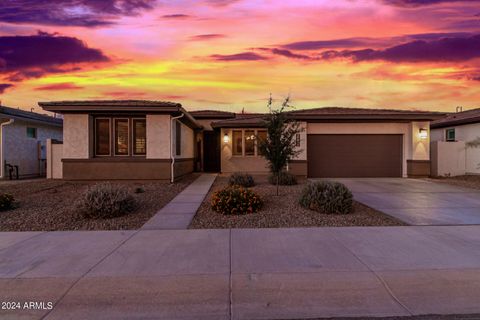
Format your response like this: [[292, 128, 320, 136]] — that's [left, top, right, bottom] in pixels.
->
[[114, 119, 129, 156], [232, 130, 243, 156], [245, 130, 255, 156], [133, 119, 146, 155]]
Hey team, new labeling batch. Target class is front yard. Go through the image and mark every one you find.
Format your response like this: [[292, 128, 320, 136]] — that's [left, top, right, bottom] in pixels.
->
[[0, 175, 197, 231], [428, 175, 480, 190], [189, 175, 405, 229]]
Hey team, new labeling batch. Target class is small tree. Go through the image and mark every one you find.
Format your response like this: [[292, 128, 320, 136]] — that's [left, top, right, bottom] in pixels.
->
[[258, 95, 303, 195]]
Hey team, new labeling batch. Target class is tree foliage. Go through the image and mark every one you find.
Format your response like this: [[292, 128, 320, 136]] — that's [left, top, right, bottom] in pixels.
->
[[258, 95, 303, 195]]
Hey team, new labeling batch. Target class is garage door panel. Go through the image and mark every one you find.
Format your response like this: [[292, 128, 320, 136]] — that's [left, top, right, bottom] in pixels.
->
[[307, 134, 403, 178]]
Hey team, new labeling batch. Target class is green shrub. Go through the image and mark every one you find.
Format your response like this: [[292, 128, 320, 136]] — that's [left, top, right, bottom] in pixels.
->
[[211, 186, 263, 215], [76, 183, 136, 219], [299, 181, 353, 214], [0, 193, 14, 211], [228, 172, 255, 187], [268, 171, 297, 185]]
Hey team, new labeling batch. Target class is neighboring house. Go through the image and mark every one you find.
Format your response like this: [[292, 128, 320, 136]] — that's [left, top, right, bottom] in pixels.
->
[[40, 100, 444, 180], [430, 108, 480, 176], [0, 105, 63, 179]]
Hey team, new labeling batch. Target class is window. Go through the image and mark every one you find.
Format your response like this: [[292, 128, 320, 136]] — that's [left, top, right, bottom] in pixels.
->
[[175, 120, 182, 156], [26, 127, 37, 139], [446, 128, 455, 142], [114, 119, 129, 155], [295, 133, 301, 147], [95, 117, 146, 157], [95, 119, 111, 156], [232, 130, 243, 156], [133, 119, 146, 155], [245, 130, 255, 156], [257, 130, 267, 156]]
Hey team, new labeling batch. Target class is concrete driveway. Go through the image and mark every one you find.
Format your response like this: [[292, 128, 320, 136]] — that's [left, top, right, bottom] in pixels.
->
[[326, 178, 480, 225]]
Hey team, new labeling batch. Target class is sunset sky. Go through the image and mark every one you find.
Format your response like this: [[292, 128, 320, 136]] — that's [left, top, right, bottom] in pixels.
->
[[1, 0, 480, 113]]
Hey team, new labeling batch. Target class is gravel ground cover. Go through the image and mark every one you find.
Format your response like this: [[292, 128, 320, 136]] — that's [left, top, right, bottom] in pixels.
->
[[0, 175, 197, 231], [189, 175, 405, 229], [427, 175, 480, 191], [285, 314, 480, 320]]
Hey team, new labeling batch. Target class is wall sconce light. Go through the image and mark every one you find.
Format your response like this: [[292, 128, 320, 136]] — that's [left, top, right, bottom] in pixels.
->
[[419, 128, 428, 140], [223, 132, 230, 143]]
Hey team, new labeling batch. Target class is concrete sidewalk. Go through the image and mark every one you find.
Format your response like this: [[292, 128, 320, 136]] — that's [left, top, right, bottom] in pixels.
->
[[142, 173, 216, 230], [1, 226, 480, 319]]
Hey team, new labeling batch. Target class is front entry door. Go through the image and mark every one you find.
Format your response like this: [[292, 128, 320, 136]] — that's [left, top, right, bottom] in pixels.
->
[[203, 130, 221, 172]]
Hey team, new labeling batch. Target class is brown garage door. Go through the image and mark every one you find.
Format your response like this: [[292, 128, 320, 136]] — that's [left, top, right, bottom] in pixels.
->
[[307, 134, 403, 178]]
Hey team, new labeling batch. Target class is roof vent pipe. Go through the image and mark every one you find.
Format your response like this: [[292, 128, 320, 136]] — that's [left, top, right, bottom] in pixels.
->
[[456, 106, 463, 113]]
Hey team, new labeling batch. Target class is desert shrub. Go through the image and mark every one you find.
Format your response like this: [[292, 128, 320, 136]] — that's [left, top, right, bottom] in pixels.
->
[[299, 181, 353, 214], [76, 183, 136, 219], [228, 172, 255, 188], [268, 171, 297, 185], [0, 193, 14, 211], [134, 186, 145, 194], [211, 186, 262, 215]]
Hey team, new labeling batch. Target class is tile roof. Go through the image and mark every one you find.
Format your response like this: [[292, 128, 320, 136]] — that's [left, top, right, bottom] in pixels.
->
[[0, 105, 62, 127], [189, 110, 236, 119], [39, 100, 181, 108], [431, 108, 480, 128], [211, 107, 445, 127]]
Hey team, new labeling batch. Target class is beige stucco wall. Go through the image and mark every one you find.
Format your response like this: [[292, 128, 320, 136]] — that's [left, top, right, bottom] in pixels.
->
[[410, 121, 430, 161], [146, 114, 171, 159], [431, 123, 480, 174], [307, 122, 430, 177], [175, 120, 194, 159], [63, 114, 89, 159], [430, 141, 466, 177], [46, 139, 63, 179], [2, 120, 62, 178]]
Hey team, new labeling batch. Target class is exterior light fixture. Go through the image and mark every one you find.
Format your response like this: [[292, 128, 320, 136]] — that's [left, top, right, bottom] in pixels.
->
[[223, 132, 230, 143], [419, 128, 428, 140]]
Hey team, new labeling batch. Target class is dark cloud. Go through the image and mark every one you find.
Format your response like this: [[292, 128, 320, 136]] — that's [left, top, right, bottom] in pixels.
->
[[0, 83, 13, 94], [283, 38, 374, 51], [382, 0, 470, 7], [35, 82, 84, 90], [210, 52, 268, 61], [0, 32, 109, 81], [0, 0, 155, 27], [282, 32, 473, 51], [320, 35, 480, 63], [189, 34, 226, 41], [161, 14, 192, 19], [259, 48, 314, 60], [472, 75, 480, 81]]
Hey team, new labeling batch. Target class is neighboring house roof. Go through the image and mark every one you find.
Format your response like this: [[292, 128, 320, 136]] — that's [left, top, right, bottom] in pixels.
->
[[211, 107, 445, 128], [288, 107, 445, 121], [431, 108, 480, 129], [0, 105, 62, 127], [189, 110, 236, 119], [39, 100, 201, 129]]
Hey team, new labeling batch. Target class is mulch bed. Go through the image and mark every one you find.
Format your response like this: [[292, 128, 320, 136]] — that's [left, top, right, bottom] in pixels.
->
[[0, 175, 197, 231], [428, 175, 480, 191], [189, 175, 405, 229]]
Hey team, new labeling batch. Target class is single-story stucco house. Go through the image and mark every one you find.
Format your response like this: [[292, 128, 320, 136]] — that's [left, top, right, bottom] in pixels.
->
[[39, 100, 444, 181], [0, 105, 63, 179], [430, 108, 480, 176]]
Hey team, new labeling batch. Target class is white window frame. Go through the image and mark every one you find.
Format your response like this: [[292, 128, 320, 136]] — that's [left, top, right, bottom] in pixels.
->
[[94, 118, 111, 157], [445, 128, 455, 142]]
